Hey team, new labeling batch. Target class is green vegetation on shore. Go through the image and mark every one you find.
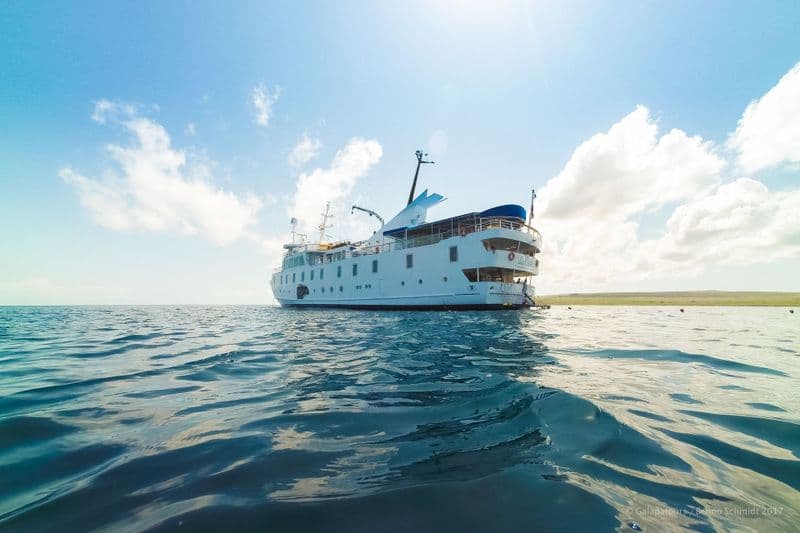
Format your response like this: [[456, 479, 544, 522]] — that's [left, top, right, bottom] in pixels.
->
[[536, 291, 800, 307]]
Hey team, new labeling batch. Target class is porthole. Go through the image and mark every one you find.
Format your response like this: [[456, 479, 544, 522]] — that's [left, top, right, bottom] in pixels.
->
[[339, 286, 343, 292], [443, 276, 448, 282], [401, 281, 405, 286], [418, 279, 423, 284]]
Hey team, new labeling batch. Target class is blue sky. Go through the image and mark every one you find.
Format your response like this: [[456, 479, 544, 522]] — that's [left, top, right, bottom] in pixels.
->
[[2, 1, 800, 303]]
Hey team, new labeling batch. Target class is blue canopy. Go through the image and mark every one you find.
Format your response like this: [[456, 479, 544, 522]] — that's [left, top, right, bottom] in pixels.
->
[[479, 204, 526, 220]]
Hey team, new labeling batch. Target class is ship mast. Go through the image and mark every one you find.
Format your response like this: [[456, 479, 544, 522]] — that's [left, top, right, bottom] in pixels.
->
[[317, 202, 333, 243], [407, 149, 434, 206], [528, 188, 536, 226]]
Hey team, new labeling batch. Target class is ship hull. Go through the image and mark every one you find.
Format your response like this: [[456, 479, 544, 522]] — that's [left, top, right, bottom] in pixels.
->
[[279, 302, 531, 310], [272, 227, 538, 310]]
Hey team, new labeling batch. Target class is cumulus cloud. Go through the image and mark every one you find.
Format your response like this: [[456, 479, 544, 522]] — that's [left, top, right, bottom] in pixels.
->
[[728, 62, 800, 173], [288, 133, 322, 168], [653, 178, 800, 266], [61, 100, 262, 246], [289, 138, 383, 236], [251, 84, 281, 127], [537, 103, 800, 293], [538, 106, 724, 224]]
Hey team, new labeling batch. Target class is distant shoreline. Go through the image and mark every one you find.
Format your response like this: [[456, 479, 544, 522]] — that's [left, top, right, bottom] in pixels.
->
[[535, 291, 800, 307]]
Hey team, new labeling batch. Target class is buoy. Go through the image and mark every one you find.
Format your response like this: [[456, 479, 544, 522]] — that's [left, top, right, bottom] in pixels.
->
[[567, 306, 572, 310], [680, 308, 684, 312], [791, 309, 795, 314]]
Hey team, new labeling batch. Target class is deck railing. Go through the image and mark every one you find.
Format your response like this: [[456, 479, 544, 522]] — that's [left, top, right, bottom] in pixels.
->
[[354, 218, 541, 256], [273, 218, 541, 270]]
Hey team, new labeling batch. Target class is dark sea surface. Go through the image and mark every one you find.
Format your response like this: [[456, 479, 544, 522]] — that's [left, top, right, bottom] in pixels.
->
[[0, 306, 798, 532]]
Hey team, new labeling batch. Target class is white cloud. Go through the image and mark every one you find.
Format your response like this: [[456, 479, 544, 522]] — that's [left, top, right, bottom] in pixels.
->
[[251, 83, 281, 127], [289, 138, 383, 236], [652, 178, 800, 266], [538, 106, 724, 224], [90, 98, 134, 124], [288, 133, 322, 168], [729, 62, 800, 173], [61, 100, 262, 246], [536, 104, 800, 294]]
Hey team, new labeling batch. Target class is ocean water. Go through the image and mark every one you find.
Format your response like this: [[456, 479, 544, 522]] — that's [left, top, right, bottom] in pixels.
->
[[0, 306, 798, 532]]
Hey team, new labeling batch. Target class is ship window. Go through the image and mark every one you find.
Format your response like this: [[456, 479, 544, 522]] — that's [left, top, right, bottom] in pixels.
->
[[406, 254, 413, 268], [418, 279, 423, 284], [372, 259, 378, 273], [292, 273, 296, 283], [339, 286, 343, 292], [301, 271, 305, 282], [352, 263, 358, 276], [322, 287, 325, 293], [449, 246, 458, 262], [482, 238, 536, 256], [462, 268, 477, 282], [330, 286, 333, 292], [310, 270, 314, 281], [337, 265, 342, 278], [320, 268, 324, 280]]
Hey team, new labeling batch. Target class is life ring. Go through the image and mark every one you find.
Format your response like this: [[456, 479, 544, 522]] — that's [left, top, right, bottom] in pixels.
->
[[508, 251, 515, 261]]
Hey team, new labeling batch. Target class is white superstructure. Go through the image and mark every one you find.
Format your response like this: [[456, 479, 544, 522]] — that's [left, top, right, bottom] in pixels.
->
[[270, 152, 541, 310]]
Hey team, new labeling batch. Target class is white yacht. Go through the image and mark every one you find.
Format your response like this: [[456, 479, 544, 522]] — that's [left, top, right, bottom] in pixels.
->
[[270, 151, 541, 309]]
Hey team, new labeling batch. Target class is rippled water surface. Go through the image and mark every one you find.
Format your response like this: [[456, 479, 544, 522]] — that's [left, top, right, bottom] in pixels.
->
[[0, 306, 798, 532]]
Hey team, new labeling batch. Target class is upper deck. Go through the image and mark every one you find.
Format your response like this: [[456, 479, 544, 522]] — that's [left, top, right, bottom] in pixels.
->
[[275, 207, 541, 273]]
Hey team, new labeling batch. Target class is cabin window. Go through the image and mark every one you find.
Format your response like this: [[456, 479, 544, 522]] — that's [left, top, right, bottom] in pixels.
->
[[339, 286, 343, 292], [372, 259, 378, 273], [301, 271, 305, 282], [406, 254, 413, 268], [320, 268, 324, 280], [310, 270, 314, 281], [449, 246, 458, 262], [352, 263, 358, 276], [337, 265, 342, 278], [292, 273, 296, 283]]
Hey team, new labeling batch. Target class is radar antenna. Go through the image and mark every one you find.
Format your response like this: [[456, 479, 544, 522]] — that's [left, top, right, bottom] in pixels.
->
[[350, 205, 385, 226], [407, 149, 434, 206]]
